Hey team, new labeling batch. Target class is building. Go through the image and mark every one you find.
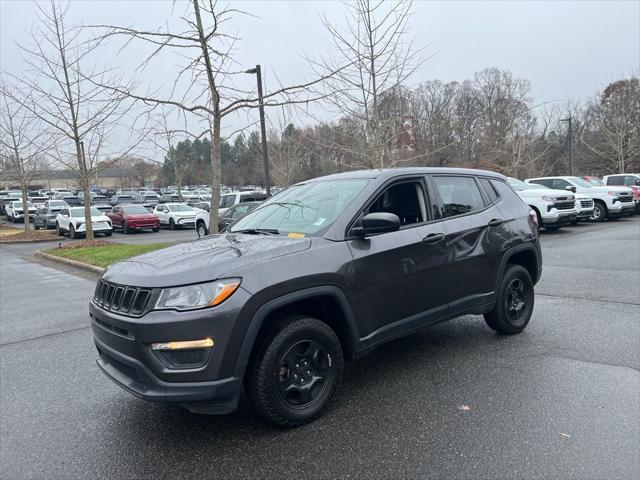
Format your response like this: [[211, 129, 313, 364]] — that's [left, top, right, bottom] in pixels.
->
[[0, 168, 158, 191]]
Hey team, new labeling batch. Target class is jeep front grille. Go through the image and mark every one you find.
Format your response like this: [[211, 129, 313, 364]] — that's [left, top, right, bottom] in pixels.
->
[[94, 279, 151, 316]]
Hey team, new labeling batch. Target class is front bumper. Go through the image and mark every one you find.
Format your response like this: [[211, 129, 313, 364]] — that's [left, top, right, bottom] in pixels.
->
[[175, 216, 195, 226], [129, 222, 160, 230], [90, 286, 252, 413], [540, 208, 577, 227], [608, 201, 635, 216], [76, 221, 112, 232]]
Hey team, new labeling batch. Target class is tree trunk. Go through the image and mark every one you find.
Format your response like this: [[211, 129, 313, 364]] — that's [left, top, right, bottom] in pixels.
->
[[20, 180, 30, 232], [209, 116, 221, 234], [75, 139, 94, 241]]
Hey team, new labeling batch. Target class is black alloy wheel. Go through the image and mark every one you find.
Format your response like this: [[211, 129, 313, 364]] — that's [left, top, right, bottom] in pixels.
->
[[276, 339, 333, 407], [484, 264, 534, 334]]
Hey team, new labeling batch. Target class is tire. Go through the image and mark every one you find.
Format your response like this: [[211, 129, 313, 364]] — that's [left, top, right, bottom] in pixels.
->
[[169, 218, 176, 230], [246, 316, 344, 427], [69, 224, 78, 239], [55, 222, 62, 236], [104, 230, 112, 237], [484, 264, 534, 335], [122, 222, 129, 234], [34, 222, 40, 230], [590, 201, 607, 222], [152, 226, 159, 232], [196, 221, 208, 238]]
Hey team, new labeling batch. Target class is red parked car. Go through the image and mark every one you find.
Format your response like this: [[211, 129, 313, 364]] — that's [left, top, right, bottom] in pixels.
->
[[107, 204, 160, 233]]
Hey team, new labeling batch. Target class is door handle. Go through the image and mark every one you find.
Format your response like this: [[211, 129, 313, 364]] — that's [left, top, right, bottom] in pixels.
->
[[422, 233, 445, 244], [487, 218, 505, 227]]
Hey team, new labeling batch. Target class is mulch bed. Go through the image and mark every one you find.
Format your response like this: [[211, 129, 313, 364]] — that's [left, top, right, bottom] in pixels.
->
[[55, 239, 113, 249], [0, 226, 59, 243]]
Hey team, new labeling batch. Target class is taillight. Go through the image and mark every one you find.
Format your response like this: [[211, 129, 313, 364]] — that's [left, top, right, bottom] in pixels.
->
[[529, 209, 538, 228]]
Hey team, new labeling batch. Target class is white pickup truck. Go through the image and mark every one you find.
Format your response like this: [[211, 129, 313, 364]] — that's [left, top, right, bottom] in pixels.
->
[[507, 178, 577, 230], [525, 176, 634, 222]]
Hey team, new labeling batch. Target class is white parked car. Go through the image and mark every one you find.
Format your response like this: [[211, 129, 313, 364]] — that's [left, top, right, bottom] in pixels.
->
[[507, 178, 577, 230], [218, 191, 269, 216], [153, 203, 197, 230], [56, 206, 113, 238], [525, 176, 634, 222], [6, 200, 37, 223]]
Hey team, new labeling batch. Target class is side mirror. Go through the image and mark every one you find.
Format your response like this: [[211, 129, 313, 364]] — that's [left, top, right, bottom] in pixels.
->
[[353, 212, 400, 237], [565, 186, 577, 193], [635, 179, 640, 186]]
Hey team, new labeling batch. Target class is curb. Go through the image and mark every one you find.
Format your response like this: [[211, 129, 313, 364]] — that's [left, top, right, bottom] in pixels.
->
[[34, 250, 105, 274], [0, 236, 60, 245]]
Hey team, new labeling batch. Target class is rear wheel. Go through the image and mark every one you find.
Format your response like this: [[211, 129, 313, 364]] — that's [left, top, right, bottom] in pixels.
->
[[246, 316, 343, 427], [484, 264, 534, 335], [34, 221, 40, 230], [590, 201, 607, 222]]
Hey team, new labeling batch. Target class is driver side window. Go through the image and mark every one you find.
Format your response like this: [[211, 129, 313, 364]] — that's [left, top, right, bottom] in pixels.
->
[[366, 181, 427, 227]]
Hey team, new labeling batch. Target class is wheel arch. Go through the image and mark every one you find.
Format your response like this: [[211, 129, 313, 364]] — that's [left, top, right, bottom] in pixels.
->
[[497, 244, 541, 289], [233, 286, 359, 380]]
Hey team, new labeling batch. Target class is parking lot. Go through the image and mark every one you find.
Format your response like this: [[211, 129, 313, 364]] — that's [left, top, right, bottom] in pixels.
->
[[1, 217, 638, 479]]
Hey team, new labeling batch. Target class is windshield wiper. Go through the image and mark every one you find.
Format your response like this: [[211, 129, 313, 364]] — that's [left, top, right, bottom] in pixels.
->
[[231, 228, 280, 235]]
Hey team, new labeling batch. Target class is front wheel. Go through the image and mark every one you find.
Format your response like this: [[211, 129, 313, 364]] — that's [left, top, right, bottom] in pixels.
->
[[196, 221, 208, 238], [590, 201, 607, 222], [246, 316, 343, 427], [55, 222, 62, 236], [69, 224, 78, 239], [169, 218, 176, 230], [484, 264, 534, 335]]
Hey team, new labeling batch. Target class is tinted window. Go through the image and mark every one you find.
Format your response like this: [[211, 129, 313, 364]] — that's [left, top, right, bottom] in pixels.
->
[[220, 195, 235, 208], [606, 176, 623, 186], [366, 181, 426, 226], [550, 179, 572, 189], [479, 178, 499, 204], [231, 204, 252, 219], [433, 176, 485, 218]]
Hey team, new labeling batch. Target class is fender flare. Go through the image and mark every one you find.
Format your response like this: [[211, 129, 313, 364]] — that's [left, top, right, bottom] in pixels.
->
[[495, 243, 541, 291], [233, 285, 360, 379]]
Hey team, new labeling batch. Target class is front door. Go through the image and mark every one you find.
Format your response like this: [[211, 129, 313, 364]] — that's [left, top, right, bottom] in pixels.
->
[[347, 178, 450, 342]]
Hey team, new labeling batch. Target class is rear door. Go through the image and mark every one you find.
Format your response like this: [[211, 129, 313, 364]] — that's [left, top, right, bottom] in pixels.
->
[[347, 177, 450, 340], [428, 174, 510, 312]]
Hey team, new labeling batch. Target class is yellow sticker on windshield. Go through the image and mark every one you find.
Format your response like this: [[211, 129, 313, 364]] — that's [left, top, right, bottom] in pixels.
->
[[288, 232, 305, 238]]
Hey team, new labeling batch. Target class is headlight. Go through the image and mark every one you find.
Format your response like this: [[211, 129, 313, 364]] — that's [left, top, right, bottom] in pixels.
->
[[607, 191, 619, 196], [155, 278, 241, 311], [540, 195, 555, 202]]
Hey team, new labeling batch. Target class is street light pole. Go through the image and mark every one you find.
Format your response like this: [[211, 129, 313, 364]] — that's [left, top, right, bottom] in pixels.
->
[[560, 116, 573, 176], [245, 65, 271, 196]]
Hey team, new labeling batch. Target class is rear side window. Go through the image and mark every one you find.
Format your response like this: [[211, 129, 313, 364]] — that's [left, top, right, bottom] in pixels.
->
[[531, 178, 551, 188], [550, 179, 571, 190], [432, 176, 485, 218], [606, 176, 624, 186], [478, 178, 499, 204]]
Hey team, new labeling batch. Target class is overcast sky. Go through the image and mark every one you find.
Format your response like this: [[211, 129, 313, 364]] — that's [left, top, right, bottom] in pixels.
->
[[1, 0, 638, 159]]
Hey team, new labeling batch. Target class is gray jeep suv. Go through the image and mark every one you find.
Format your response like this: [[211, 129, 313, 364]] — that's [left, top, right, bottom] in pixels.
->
[[90, 168, 542, 426]]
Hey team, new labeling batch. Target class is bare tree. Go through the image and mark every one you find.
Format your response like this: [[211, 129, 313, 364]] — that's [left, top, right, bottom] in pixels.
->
[[313, 0, 424, 168], [93, 0, 338, 233], [268, 122, 309, 187], [582, 76, 640, 174], [6, 1, 142, 240], [0, 84, 47, 231]]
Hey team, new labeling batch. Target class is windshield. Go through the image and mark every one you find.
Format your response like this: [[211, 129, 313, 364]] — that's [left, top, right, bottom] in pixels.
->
[[568, 177, 592, 188], [230, 179, 370, 236], [70, 207, 101, 217], [507, 178, 528, 191], [13, 201, 34, 208], [123, 205, 149, 214], [584, 177, 604, 186], [169, 204, 193, 212]]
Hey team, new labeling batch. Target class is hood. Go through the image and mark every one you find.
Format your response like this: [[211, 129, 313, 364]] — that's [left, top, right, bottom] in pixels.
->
[[103, 233, 312, 287], [515, 187, 573, 199], [574, 193, 591, 200], [581, 185, 632, 195]]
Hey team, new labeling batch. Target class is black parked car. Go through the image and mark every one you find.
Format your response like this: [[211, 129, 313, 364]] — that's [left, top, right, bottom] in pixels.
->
[[91, 168, 542, 427]]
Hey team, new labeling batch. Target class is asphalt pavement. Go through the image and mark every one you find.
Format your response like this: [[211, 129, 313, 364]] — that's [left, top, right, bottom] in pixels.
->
[[1, 217, 638, 479]]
